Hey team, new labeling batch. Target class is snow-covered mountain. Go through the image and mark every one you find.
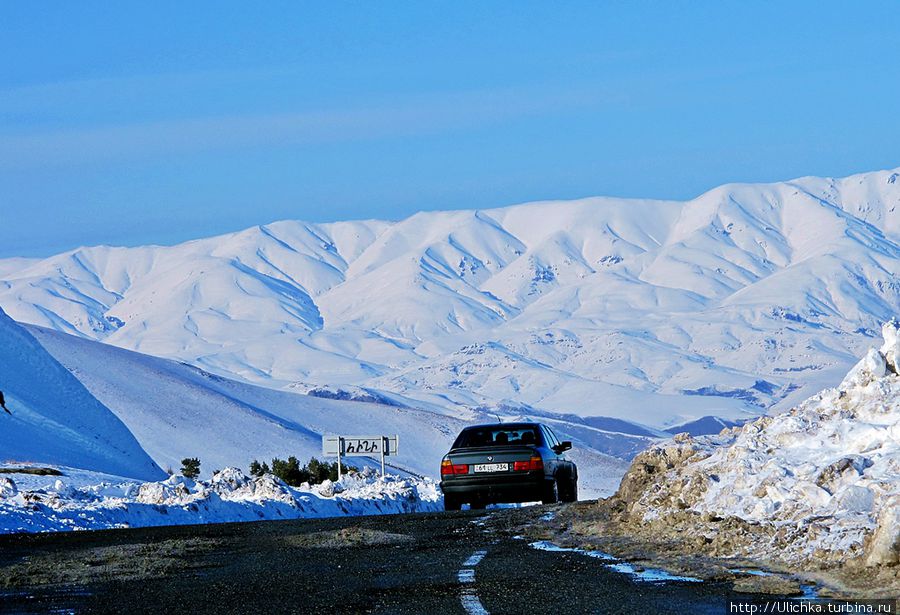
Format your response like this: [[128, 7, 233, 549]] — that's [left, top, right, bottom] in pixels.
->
[[1, 168, 898, 431]]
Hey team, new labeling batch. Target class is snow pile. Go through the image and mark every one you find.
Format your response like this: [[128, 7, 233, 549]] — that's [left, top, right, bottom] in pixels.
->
[[0, 467, 442, 534], [616, 320, 900, 566]]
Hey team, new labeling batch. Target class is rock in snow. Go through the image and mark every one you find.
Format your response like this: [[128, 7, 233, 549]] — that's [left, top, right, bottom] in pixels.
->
[[613, 320, 900, 569]]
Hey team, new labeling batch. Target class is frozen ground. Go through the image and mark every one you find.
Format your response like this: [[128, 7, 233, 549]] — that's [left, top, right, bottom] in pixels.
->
[[24, 316, 629, 499], [1, 167, 898, 537]]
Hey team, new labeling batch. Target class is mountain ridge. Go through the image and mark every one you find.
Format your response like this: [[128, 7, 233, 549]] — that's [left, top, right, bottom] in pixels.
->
[[1, 167, 898, 429]]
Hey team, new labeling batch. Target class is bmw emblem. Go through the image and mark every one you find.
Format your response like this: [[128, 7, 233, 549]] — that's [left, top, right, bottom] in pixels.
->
[[487, 455, 493, 461]]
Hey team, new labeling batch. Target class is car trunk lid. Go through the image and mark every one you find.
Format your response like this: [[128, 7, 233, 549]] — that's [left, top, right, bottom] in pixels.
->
[[448, 445, 536, 464]]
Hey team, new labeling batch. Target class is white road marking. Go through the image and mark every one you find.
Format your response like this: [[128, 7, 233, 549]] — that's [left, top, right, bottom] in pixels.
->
[[458, 549, 490, 615], [460, 592, 489, 615], [463, 550, 487, 567]]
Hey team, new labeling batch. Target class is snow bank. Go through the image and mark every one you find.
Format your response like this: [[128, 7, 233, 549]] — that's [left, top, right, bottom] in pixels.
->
[[615, 320, 900, 567], [0, 467, 442, 534]]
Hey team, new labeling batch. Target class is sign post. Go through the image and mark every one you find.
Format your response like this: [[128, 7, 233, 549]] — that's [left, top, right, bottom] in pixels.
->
[[337, 436, 343, 481], [323, 435, 399, 478]]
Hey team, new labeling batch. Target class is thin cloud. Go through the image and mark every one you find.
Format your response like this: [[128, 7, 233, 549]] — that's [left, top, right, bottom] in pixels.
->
[[0, 86, 614, 168]]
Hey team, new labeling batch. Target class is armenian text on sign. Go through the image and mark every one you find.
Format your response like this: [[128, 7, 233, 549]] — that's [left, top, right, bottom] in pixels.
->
[[322, 435, 399, 457]]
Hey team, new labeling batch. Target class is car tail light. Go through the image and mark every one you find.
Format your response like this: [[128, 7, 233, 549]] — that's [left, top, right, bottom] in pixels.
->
[[441, 459, 469, 475], [514, 457, 544, 472]]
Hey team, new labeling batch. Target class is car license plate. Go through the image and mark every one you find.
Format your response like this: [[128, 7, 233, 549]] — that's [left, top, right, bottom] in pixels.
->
[[473, 463, 508, 473]]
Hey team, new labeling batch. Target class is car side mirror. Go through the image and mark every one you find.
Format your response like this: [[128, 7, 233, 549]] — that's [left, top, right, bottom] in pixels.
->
[[554, 441, 572, 453]]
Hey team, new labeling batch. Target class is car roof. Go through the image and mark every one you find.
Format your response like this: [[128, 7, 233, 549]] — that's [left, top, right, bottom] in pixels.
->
[[461, 422, 544, 431]]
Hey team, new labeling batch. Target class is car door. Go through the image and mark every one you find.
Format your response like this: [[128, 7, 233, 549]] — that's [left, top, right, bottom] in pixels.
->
[[547, 427, 575, 476], [540, 425, 563, 477]]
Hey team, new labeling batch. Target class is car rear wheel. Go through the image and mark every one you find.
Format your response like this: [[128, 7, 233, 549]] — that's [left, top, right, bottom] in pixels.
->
[[541, 478, 558, 504], [560, 476, 578, 503], [444, 495, 461, 511]]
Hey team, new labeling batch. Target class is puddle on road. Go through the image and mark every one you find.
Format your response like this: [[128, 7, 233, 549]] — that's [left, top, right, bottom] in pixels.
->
[[0, 586, 91, 615], [728, 568, 773, 577], [728, 568, 822, 599], [798, 584, 820, 600], [529, 540, 702, 584]]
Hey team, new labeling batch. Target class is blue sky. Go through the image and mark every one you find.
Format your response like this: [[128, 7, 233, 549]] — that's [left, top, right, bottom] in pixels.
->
[[2, 2, 899, 258]]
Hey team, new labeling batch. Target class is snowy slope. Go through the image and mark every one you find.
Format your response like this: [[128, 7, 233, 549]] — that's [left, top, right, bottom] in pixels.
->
[[26, 324, 629, 499], [1, 168, 898, 429], [26, 323, 466, 480], [0, 308, 163, 480]]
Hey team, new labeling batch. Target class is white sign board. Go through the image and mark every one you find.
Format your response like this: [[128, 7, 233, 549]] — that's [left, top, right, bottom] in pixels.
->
[[322, 435, 399, 457], [322, 435, 399, 478]]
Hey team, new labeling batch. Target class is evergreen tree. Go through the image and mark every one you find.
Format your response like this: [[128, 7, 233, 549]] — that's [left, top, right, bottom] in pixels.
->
[[271, 456, 308, 486], [249, 459, 270, 477], [307, 457, 329, 483], [180, 457, 201, 479], [253, 455, 356, 486]]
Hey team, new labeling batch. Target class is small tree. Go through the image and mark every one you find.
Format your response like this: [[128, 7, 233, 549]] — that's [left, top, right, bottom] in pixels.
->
[[249, 459, 270, 477], [181, 457, 201, 479], [271, 456, 309, 486], [253, 455, 356, 486], [306, 457, 348, 482], [307, 457, 330, 483]]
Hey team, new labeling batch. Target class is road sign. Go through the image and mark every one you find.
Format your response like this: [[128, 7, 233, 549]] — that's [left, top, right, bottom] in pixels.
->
[[322, 435, 399, 478], [322, 435, 399, 456]]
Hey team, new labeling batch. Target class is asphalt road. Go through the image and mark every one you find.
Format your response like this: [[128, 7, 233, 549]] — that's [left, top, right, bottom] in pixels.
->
[[0, 505, 763, 614]]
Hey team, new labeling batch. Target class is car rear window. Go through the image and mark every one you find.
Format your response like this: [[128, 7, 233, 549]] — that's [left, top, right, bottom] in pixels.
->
[[453, 426, 541, 448]]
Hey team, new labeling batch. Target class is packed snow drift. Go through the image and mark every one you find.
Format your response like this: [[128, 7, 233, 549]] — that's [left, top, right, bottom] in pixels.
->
[[0, 467, 441, 534], [612, 319, 900, 569]]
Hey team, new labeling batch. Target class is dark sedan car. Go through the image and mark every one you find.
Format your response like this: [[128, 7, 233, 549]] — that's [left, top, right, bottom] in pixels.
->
[[439, 422, 578, 510]]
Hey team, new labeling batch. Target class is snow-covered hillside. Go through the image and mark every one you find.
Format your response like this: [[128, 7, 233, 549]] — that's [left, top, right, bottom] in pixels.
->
[[23, 323, 629, 499], [25, 323, 468, 480], [0, 308, 163, 480], [1, 168, 898, 430]]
